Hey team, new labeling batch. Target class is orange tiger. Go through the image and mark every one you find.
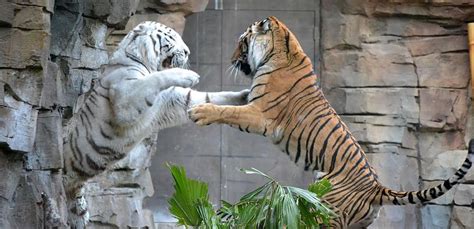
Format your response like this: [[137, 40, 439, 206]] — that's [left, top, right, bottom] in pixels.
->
[[189, 16, 474, 228]]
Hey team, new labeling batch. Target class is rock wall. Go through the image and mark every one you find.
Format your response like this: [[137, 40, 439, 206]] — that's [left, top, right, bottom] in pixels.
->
[[320, 1, 474, 228], [1, 0, 66, 227], [0, 0, 207, 228]]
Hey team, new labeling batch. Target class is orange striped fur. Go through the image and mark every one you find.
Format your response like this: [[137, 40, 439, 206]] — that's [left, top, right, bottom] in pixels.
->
[[189, 16, 473, 228]]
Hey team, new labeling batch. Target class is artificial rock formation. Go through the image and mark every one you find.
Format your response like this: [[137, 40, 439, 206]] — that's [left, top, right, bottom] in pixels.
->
[[321, 1, 474, 228], [0, 0, 208, 228]]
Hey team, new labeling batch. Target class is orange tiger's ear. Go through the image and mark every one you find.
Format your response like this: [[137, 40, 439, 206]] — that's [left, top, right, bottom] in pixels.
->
[[260, 18, 271, 31], [253, 18, 271, 34]]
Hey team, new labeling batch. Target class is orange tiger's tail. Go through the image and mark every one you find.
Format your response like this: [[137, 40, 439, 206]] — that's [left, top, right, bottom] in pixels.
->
[[382, 139, 473, 205]]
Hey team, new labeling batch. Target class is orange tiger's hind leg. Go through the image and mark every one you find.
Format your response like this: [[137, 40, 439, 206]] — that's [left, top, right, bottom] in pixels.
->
[[189, 104, 269, 135]]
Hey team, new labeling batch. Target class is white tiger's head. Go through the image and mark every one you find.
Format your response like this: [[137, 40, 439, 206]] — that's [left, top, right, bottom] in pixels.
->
[[110, 21, 190, 72]]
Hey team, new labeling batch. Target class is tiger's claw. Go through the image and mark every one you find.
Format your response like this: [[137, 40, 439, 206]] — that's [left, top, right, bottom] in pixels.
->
[[188, 103, 220, 126]]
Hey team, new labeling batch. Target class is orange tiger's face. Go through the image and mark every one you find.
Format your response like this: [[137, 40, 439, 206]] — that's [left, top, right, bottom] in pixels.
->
[[231, 16, 295, 76]]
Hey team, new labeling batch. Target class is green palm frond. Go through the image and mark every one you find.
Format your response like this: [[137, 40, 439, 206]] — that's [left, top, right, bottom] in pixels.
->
[[167, 163, 211, 227], [168, 165, 337, 229]]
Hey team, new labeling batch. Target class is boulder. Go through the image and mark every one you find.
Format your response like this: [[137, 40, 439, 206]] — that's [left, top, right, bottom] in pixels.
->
[[404, 35, 467, 57], [322, 43, 417, 89], [321, 14, 369, 50], [373, 4, 474, 21], [326, 88, 418, 123], [0, 150, 23, 201], [0, 1, 15, 27], [8, 176, 43, 228], [0, 98, 38, 153], [15, 0, 55, 13], [106, 12, 187, 54], [50, 8, 82, 58], [139, 0, 209, 15], [85, 187, 154, 228], [26, 110, 63, 170], [453, 184, 474, 206], [82, 0, 140, 28], [366, 153, 419, 191], [0, 69, 43, 106], [418, 132, 466, 160], [78, 46, 108, 69], [450, 206, 473, 229], [368, 205, 418, 229], [419, 88, 468, 130], [380, 18, 463, 37], [415, 53, 470, 88], [82, 18, 108, 49], [346, 122, 406, 145], [40, 61, 64, 108], [12, 5, 50, 30], [0, 29, 50, 68], [421, 150, 470, 181], [421, 205, 452, 229]]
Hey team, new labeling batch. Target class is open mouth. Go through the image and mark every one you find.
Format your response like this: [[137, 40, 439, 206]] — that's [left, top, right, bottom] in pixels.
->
[[162, 56, 173, 69], [162, 54, 188, 69], [238, 60, 252, 75]]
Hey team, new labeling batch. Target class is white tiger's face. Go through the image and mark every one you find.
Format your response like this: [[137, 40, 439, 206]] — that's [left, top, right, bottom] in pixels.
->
[[111, 21, 190, 72], [154, 23, 190, 70]]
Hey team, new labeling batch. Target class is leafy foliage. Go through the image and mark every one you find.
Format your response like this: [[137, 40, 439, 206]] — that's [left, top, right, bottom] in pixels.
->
[[167, 163, 212, 227], [168, 165, 337, 229]]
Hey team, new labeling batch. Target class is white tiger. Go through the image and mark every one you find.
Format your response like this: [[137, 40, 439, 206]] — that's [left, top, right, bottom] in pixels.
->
[[56, 21, 248, 228]]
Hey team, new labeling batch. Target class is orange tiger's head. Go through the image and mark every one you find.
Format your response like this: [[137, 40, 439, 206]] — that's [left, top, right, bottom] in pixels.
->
[[231, 16, 305, 76]]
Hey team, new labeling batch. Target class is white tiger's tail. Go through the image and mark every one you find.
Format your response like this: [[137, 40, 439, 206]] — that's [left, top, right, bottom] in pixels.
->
[[382, 139, 473, 205]]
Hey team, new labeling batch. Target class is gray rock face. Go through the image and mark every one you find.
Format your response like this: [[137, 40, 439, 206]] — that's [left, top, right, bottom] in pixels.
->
[[450, 206, 474, 229], [0, 0, 208, 228], [140, 0, 208, 15], [321, 1, 474, 228]]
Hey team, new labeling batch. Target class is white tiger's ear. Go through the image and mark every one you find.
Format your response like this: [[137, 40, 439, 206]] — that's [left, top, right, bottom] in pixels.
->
[[133, 24, 148, 35], [123, 33, 159, 72]]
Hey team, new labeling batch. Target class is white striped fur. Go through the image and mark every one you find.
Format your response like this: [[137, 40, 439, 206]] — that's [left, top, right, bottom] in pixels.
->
[[60, 21, 248, 228]]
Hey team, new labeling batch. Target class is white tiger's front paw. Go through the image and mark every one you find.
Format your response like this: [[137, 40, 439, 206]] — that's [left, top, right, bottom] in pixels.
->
[[238, 89, 250, 104], [165, 68, 200, 88]]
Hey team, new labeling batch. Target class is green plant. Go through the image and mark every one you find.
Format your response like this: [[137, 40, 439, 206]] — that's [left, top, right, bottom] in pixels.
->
[[167, 164, 212, 226], [167, 164, 336, 229]]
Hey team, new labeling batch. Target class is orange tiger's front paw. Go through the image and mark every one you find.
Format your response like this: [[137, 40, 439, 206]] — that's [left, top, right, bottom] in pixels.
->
[[188, 103, 221, 126]]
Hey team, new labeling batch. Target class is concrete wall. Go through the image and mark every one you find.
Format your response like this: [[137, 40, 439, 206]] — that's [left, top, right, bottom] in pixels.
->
[[147, 0, 319, 224], [151, 1, 474, 228]]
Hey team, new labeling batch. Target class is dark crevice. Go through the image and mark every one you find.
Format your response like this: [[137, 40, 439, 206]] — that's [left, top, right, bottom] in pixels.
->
[[113, 183, 140, 189], [340, 112, 387, 116]]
